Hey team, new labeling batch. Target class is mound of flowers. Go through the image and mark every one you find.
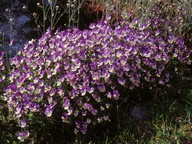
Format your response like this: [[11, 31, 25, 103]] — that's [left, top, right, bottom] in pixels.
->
[[3, 15, 191, 142]]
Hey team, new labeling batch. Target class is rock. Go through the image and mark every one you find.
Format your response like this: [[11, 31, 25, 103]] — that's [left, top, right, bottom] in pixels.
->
[[14, 15, 31, 27], [0, 0, 37, 56]]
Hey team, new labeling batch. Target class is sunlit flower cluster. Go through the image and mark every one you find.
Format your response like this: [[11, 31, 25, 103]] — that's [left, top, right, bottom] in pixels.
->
[[4, 14, 191, 141], [0, 51, 6, 85]]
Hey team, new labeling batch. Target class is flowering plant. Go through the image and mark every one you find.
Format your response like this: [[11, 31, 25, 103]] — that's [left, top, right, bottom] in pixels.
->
[[4, 14, 191, 142], [0, 51, 6, 94]]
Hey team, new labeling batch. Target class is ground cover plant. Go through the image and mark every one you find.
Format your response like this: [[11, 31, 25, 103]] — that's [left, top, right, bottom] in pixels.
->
[[0, 0, 192, 143], [3, 14, 191, 143]]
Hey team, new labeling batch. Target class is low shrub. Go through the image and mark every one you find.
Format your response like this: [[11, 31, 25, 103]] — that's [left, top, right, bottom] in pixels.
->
[[3, 14, 191, 142]]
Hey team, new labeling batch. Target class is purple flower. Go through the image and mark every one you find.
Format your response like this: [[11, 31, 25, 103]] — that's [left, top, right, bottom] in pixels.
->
[[45, 106, 53, 117], [118, 78, 126, 85], [17, 130, 30, 142], [80, 86, 87, 96], [19, 119, 28, 128], [97, 83, 106, 93], [83, 103, 93, 111], [87, 87, 94, 94], [92, 72, 100, 81], [89, 23, 96, 29], [15, 104, 22, 115], [30, 103, 40, 112], [168, 34, 176, 44], [62, 99, 70, 110], [113, 90, 120, 100], [61, 113, 69, 123], [16, 75, 26, 88], [50, 88, 56, 96], [45, 102, 56, 117]]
